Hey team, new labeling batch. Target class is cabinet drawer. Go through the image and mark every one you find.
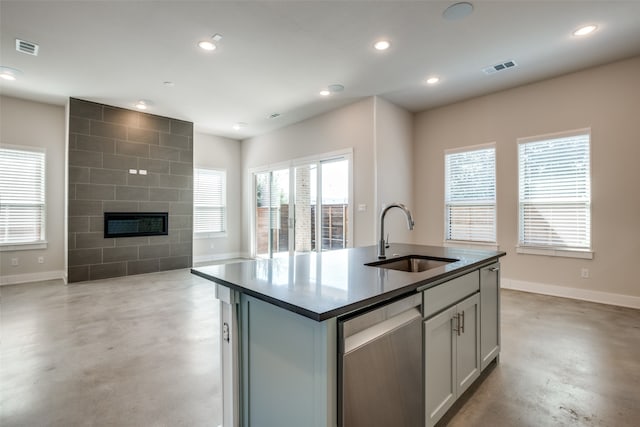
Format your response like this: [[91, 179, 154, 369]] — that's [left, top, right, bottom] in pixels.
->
[[423, 271, 479, 318]]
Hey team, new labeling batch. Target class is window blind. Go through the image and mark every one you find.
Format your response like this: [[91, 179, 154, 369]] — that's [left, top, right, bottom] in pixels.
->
[[0, 146, 46, 244], [194, 168, 226, 233], [518, 131, 590, 250], [445, 146, 496, 242]]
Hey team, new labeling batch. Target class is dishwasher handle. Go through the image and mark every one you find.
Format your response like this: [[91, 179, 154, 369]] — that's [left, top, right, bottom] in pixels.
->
[[344, 307, 422, 354]]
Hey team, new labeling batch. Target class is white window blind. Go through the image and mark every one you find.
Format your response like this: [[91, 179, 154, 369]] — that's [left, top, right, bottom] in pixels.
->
[[0, 146, 46, 245], [445, 145, 496, 243], [194, 168, 226, 234], [518, 130, 590, 250]]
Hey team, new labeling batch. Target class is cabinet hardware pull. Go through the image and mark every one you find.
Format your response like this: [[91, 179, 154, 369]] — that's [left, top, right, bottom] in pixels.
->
[[223, 322, 230, 342], [453, 313, 461, 336], [489, 267, 500, 272], [460, 311, 465, 334]]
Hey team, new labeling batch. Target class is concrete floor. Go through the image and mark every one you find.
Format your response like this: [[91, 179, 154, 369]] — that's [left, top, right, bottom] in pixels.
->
[[1, 269, 639, 427], [1, 270, 221, 427]]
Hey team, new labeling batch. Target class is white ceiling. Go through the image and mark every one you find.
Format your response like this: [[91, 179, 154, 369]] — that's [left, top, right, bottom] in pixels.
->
[[1, 1, 640, 139]]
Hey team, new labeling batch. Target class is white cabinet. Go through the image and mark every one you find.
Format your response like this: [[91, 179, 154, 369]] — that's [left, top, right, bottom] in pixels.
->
[[424, 292, 480, 427], [480, 262, 500, 370]]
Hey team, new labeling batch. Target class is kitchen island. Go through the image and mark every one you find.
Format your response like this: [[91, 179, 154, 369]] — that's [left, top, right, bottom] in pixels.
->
[[192, 244, 506, 427]]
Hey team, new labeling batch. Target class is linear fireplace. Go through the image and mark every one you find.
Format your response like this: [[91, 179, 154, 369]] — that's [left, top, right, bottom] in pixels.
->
[[104, 212, 168, 238]]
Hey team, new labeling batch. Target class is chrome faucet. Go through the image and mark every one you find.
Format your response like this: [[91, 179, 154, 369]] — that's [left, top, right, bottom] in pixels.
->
[[378, 203, 415, 259]]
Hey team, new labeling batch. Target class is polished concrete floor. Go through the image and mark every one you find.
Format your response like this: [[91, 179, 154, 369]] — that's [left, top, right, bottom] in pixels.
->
[[2, 269, 639, 426], [1, 270, 221, 427]]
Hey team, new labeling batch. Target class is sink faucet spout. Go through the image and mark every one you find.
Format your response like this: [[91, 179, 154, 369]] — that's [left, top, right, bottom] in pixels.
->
[[378, 203, 414, 259]]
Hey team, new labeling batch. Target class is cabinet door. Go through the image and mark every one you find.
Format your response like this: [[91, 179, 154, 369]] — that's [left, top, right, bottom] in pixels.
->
[[455, 293, 480, 397], [480, 263, 500, 370], [424, 306, 457, 427]]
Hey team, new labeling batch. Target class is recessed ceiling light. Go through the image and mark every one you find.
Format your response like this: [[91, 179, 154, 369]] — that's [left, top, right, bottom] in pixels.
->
[[0, 66, 21, 81], [374, 40, 391, 51], [443, 2, 474, 21], [198, 33, 223, 51], [233, 122, 247, 130], [573, 25, 597, 36], [426, 77, 440, 85], [135, 100, 148, 110], [320, 84, 345, 96], [163, 81, 175, 87], [198, 40, 216, 51]]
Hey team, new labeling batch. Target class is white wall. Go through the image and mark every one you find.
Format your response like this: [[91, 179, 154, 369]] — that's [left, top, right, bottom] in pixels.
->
[[374, 96, 415, 245], [241, 97, 376, 253], [413, 56, 640, 305], [0, 96, 66, 284], [193, 132, 242, 263]]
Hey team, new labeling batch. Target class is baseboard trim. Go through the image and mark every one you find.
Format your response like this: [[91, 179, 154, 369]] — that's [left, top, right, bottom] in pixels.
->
[[1, 270, 66, 286], [193, 252, 244, 264], [502, 278, 640, 309]]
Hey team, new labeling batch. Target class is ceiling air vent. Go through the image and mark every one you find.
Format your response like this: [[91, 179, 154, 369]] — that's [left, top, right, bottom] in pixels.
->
[[482, 60, 517, 75], [16, 38, 39, 56]]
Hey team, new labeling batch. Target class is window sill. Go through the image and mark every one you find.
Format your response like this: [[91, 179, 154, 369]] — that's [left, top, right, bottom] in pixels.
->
[[0, 241, 48, 252], [516, 246, 593, 259], [194, 232, 228, 240], [444, 240, 499, 251]]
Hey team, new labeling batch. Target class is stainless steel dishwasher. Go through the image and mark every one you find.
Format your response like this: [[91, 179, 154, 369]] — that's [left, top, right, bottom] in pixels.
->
[[339, 293, 423, 427]]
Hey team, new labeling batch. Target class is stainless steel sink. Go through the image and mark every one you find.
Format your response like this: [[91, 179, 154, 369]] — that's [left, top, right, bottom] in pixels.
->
[[365, 255, 458, 273]]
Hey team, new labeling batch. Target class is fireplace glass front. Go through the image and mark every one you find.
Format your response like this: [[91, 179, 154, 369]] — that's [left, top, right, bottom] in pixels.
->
[[104, 212, 168, 238]]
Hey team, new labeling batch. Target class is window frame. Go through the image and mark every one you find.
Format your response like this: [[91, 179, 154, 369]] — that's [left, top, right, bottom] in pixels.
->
[[0, 144, 47, 251], [249, 148, 353, 258], [443, 142, 497, 247], [516, 128, 593, 259], [193, 167, 227, 239]]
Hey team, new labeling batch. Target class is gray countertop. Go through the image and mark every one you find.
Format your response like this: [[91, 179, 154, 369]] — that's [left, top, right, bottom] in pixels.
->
[[191, 244, 506, 321]]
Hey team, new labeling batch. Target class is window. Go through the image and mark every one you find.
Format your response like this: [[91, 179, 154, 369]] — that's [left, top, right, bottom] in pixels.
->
[[518, 129, 591, 257], [445, 144, 496, 243], [252, 150, 352, 258], [193, 168, 226, 236], [0, 145, 46, 248], [254, 168, 290, 257]]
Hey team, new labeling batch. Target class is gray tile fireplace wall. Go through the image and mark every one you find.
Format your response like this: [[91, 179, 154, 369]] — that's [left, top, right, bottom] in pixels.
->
[[68, 98, 193, 282]]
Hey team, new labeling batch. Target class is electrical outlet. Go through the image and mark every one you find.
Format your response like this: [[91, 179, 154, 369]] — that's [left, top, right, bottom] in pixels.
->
[[11, 257, 19, 266], [581, 268, 589, 279], [38, 256, 44, 264]]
